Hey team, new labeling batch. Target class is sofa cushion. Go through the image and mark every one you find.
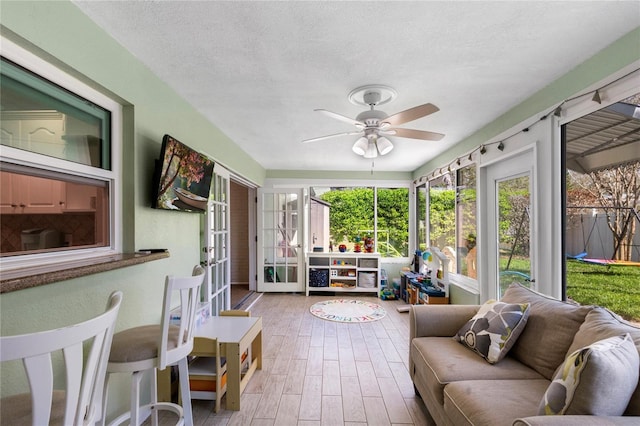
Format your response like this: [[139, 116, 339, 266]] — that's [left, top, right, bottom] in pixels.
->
[[411, 336, 544, 405], [538, 334, 639, 416], [454, 299, 530, 364], [501, 284, 592, 379], [444, 379, 550, 426], [567, 307, 640, 415], [514, 416, 640, 425]]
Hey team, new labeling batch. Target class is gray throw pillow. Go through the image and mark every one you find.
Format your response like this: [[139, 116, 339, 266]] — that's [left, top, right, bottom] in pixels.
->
[[454, 299, 530, 364], [538, 333, 639, 416]]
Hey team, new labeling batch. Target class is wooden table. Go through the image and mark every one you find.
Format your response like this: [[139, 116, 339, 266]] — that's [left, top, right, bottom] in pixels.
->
[[192, 316, 262, 410]]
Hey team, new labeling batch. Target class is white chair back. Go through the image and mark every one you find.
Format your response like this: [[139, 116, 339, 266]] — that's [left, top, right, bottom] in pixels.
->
[[158, 265, 205, 370], [1, 291, 122, 426]]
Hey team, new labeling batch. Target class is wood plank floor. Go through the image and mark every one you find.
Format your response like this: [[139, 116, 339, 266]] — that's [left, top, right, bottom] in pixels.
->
[[186, 293, 435, 426], [230, 284, 251, 308]]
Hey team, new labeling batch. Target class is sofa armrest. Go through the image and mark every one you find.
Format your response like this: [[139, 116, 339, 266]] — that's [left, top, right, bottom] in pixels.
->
[[514, 416, 640, 425], [409, 304, 480, 339]]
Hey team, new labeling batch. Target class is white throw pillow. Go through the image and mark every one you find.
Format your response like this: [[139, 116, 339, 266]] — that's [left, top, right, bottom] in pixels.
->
[[538, 333, 639, 416]]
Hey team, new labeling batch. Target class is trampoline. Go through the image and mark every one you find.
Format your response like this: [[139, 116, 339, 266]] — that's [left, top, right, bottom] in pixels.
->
[[579, 258, 640, 267]]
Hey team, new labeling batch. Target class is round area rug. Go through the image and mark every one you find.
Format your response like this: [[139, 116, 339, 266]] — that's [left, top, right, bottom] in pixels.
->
[[310, 299, 386, 323]]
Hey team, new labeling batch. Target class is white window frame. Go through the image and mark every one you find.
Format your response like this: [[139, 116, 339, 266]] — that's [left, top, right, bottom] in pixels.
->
[[424, 161, 480, 294], [264, 178, 413, 261], [0, 37, 122, 271]]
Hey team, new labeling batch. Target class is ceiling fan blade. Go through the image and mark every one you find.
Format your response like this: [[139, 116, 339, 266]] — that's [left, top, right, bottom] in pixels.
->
[[316, 109, 364, 127], [382, 103, 439, 126], [302, 131, 363, 144], [392, 128, 445, 141]]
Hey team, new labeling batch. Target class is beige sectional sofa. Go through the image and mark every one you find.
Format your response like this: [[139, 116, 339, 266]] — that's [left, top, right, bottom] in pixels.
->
[[409, 284, 640, 426]]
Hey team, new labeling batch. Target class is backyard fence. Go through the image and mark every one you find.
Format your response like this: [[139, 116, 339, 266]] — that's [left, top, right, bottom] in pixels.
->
[[566, 207, 640, 262]]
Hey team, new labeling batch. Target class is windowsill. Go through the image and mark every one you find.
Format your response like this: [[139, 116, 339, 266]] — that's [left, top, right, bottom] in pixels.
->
[[0, 251, 170, 293]]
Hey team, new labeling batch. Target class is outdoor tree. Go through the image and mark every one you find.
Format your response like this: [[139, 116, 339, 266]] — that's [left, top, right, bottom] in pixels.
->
[[376, 188, 410, 256], [498, 176, 530, 257], [429, 173, 456, 249], [457, 166, 477, 250], [320, 187, 410, 257], [320, 187, 374, 246], [568, 161, 640, 260]]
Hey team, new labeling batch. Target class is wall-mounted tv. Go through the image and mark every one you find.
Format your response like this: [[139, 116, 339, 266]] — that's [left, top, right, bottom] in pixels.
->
[[152, 134, 215, 213]]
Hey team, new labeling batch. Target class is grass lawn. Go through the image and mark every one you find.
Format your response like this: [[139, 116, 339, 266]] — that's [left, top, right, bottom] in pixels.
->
[[566, 260, 640, 322], [500, 257, 640, 322]]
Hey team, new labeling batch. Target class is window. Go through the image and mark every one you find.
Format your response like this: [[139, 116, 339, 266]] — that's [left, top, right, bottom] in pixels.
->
[[0, 38, 121, 268], [309, 185, 409, 257], [563, 92, 640, 322], [429, 172, 455, 250], [456, 166, 478, 279], [415, 183, 427, 252], [1, 58, 111, 168], [376, 187, 410, 257], [0, 166, 110, 256], [427, 165, 477, 279]]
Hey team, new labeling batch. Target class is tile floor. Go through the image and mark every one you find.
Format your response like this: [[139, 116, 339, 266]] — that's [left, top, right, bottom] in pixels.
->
[[184, 292, 434, 426]]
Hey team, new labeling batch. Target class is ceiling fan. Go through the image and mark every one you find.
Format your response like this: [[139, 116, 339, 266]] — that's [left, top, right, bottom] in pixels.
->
[[302, 85, 444, 158]]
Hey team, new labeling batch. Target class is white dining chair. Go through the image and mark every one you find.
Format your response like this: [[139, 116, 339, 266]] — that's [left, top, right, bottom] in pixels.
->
[[0, 290, 123, 426], [102, 265, 205, 426]]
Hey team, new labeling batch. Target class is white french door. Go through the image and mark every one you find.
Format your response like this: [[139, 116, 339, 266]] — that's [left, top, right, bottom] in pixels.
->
[[257, 188, 305, 292], [202, 164, 231, 315], [483, 149, 536, 300]]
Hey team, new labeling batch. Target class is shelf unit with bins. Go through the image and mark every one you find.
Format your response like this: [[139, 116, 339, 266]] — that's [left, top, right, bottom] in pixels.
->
[[306, 252, 380, 296]]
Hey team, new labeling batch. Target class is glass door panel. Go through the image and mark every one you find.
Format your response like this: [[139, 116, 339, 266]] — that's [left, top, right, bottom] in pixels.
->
[[483, 149, 535, 300], [258, 188, 304, 292], [497, 175, 532, 297], [202, 164, 231, 315]]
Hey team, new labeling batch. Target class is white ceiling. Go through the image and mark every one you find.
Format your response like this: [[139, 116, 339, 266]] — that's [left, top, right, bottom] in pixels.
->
[[72, 1, 640, 173]]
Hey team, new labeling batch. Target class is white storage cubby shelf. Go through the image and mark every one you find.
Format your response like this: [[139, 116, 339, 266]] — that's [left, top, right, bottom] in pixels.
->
[[306, 252, 381, 297]]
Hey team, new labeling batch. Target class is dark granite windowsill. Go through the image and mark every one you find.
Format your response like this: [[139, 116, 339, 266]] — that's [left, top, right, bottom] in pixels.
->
[[0, 251, 169, 293]]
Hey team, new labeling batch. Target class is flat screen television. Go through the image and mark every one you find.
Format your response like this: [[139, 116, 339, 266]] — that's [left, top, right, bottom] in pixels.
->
[[152, 134, 215, 212]]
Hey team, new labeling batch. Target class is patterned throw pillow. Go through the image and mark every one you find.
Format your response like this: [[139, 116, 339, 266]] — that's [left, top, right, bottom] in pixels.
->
[[454, 299, 530, 364], [538, 333, 639, 416]]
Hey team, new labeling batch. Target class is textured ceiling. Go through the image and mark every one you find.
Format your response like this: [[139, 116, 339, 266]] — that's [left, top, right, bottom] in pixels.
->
[[72, 1, 640, 173]]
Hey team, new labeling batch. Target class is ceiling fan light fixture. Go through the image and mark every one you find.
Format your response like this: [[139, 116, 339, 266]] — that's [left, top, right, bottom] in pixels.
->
[[307, 86, 446, 158], [363, 140, 378, 158], [376, 137, 394, 155], [352, 137, 368, 155]]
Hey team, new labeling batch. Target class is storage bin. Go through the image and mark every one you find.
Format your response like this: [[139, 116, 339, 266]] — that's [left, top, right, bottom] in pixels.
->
[[359, 259, 378, 268], [358, 271, 377, 288], [189, 371, 227, 391], [309, 268, 329, 287]]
